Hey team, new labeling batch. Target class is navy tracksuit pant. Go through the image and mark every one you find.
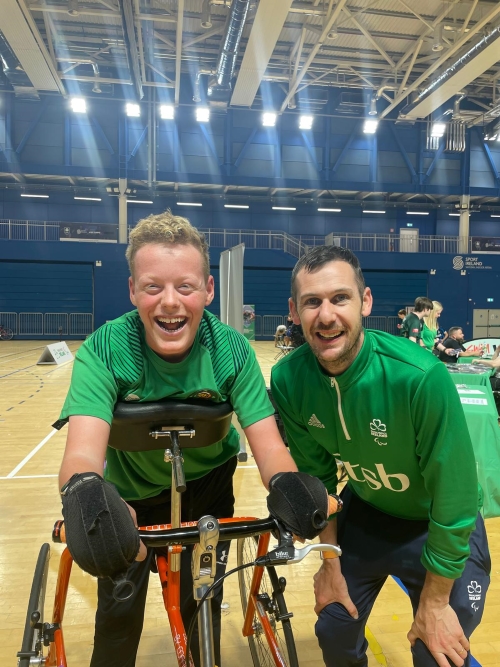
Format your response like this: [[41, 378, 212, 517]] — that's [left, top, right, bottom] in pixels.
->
[[316, 487, 491, 667]]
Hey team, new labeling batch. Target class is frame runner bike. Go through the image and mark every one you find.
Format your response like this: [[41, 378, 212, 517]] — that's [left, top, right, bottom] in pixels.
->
[[17, 399, 340, 667]]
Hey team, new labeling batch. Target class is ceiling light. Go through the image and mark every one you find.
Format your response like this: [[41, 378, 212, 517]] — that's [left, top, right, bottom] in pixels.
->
[[368, 97, 377, 116], [126, 103, 140, 117], [67, 0, 79, 15], [363, 119, 378, 134], [318, 208, 341, 212], [224, 204, 249, 209], [449, 213, 460, 216], [491, 215, 500, 218], [363, 209, 385, 214], [70, 97, 86, 113], [406, 211, 429, 215], [160, 104, 174, 120], [431, 122, 446, 138], [262, 112, 277, 127], [74, 196, 102, 201], [196, 107, 210, 122], [299, 115, 314, 130], [177, 202, 202, 207], [201, 0, 212, 28], [127, 199, 153, 204], [327, 26, 338, 40], [432, 24, 443, 52], [21, 193, 49, 198], [272, 206, 296, 211]]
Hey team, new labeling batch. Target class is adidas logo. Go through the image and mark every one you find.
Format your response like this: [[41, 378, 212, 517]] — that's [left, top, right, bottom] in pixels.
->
[[308, 414, 325, 429]]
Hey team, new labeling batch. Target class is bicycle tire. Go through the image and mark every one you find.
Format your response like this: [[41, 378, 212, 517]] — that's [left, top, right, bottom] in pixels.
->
[[0, 327, 14, 341], [237, 537, 298, 667], [17, 543, 50, 667]]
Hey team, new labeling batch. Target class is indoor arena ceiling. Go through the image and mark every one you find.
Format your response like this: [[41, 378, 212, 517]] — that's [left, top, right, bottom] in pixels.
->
[[0, 0, 500, 205]]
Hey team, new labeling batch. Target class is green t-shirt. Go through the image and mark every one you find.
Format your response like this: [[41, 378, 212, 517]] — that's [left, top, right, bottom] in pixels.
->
[[60, 310, 274, 500], [271, 330, 481, 580], [400, 312, 423, 341], [422, 324, 437, 352]]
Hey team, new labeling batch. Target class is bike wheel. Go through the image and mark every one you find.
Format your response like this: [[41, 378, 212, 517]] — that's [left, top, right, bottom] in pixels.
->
[[0, 327, 13, 340], [237, 537, 298, 667], [17, 544, 50, 667]]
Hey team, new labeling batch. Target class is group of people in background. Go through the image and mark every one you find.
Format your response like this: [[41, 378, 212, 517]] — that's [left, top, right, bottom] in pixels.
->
[[398, 297, 484, 363]]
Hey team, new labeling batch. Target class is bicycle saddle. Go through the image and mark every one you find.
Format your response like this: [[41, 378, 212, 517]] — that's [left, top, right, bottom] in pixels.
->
[[108, 398, 234, 452]]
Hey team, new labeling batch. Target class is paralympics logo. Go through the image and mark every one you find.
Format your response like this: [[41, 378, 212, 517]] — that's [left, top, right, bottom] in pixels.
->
[[468, 581, 482, 612], [453, 256, 465, 270]]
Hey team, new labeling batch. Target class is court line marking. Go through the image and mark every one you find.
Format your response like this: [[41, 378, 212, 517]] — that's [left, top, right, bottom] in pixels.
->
[[365, 626, 387, 666], [6, 429, 58, 478], [0, 474, 58, 480]]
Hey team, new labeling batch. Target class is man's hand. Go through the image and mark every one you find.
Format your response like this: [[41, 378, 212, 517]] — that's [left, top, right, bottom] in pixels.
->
[[313, 558, 358, 618], [408, 571, 469, 667], [125, 502, 147, 561], [408, 602, 469, 667]]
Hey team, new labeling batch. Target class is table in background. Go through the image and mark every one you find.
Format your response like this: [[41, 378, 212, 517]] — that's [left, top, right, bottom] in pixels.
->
[[447, 363, 494, 387], [456, 382, 500, 519]]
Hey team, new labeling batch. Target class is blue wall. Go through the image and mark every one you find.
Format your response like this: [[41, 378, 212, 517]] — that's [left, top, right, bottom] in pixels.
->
[[2, 240, 500, 338]]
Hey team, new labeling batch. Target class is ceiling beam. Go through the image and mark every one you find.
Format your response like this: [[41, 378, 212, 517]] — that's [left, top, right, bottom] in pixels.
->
[[341, 6, 395, 68], [279, 0, 347, 112], [380, 2, 500, 119], [174, 0, 184, 105], [230, 0, 294, 107]]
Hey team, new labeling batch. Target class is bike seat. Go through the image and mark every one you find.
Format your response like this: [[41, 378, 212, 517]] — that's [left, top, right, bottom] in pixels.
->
[[108, 399, 234, 452]]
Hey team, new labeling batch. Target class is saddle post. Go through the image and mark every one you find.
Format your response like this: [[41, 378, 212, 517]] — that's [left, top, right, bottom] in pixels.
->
[[164, 429, 187, 572]]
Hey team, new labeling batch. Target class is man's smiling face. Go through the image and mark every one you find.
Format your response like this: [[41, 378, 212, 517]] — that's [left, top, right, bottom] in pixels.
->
[[290, 260, 372, 374], [129, 243, 214, 362]]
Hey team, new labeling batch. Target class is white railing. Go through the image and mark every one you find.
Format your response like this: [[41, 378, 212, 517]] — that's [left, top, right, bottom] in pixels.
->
[[0, 219, 60, 241], [0, 218, 471, 255], [0, 312, 93, 336]]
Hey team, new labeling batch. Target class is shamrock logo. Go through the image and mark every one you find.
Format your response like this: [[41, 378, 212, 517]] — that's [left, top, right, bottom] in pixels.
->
[[370, 419, 386, 432], [467, 581, 481, 595]]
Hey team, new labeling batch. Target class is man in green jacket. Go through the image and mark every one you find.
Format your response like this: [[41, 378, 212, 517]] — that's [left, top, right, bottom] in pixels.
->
[[271, 245, 490, 667]]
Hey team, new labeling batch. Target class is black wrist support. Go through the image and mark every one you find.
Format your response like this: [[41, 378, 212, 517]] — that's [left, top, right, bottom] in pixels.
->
[[267, 471, 329, 540], [61, 472, 140, 579]]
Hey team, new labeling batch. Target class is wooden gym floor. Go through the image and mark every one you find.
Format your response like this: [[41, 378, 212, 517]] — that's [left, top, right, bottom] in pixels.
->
[[1, 340, 499, 667]]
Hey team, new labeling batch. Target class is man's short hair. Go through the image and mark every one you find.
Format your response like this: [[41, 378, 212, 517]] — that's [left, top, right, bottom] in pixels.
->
[[398, 308, 407, 316], [448, 326, 463, 337], [291, 246, 365, 302], [126, 210, 210, 280], [413, 297, 433, 313]]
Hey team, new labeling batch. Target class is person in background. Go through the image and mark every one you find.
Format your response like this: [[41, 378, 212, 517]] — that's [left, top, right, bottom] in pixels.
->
[[284, 312, 294, 346], [422, 301, 452, 356], [400, 297, 433, 346], [439, 327, 484, 364], [397, 308, 407, 331]]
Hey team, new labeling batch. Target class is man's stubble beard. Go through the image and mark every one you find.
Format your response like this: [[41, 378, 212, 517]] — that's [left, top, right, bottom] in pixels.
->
[[310, 318, 364, 375]]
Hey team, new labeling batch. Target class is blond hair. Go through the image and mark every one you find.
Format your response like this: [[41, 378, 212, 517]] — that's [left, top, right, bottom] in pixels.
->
[[126, 210, 210, 279], [425, 301, 443, 331]]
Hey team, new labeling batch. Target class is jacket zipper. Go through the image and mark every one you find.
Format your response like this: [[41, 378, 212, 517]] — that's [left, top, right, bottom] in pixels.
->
[[330, 377, 351, 441]]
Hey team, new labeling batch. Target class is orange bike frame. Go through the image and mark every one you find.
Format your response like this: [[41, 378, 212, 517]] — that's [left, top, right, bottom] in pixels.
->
[[47, 547, 73, 667], [242, 532, 288, 666], [48, 517, 285, 667]]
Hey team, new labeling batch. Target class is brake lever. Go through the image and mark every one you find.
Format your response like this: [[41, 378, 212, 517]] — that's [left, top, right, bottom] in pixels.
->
[[255, 542, 341, 567], [287, 542, 341, 564]]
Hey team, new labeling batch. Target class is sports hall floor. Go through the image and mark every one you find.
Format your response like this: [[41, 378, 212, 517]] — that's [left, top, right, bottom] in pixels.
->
[[1, 340, 499, 667]]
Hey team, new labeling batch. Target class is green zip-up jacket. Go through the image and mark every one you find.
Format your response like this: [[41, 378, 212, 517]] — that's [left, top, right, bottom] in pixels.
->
[[271, 329, 480, 580]]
